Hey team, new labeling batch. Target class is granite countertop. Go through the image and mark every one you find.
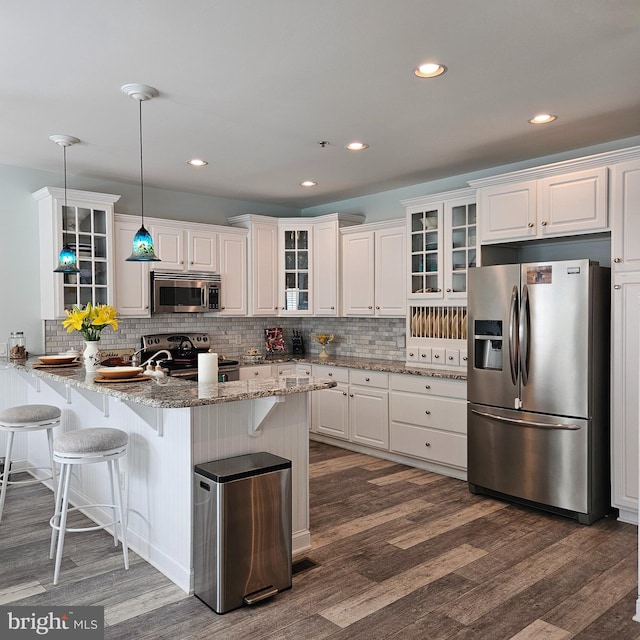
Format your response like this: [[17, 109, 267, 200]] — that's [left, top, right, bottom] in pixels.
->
[[6, 360, 336, 409], [264, 354, 467, 381]]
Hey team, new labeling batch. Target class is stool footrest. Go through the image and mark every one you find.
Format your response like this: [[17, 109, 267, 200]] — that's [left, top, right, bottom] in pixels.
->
[[0, 468, 55, 486], [50, 504, 125, 534]]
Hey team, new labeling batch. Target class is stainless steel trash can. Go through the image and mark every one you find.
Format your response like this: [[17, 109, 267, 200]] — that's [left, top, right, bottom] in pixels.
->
[[193, 452, 292, 614]]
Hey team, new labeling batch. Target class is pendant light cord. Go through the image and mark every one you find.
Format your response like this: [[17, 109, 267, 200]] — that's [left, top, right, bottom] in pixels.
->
[[139, 98, 145, 228]]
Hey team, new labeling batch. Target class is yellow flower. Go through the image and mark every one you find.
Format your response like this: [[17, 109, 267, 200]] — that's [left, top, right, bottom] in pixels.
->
[[61, 303, 119, 341]]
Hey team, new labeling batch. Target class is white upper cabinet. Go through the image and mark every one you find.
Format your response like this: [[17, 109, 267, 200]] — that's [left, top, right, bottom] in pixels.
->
[[472, 166, 608, 244], [611, 158, 640, 272], [114, 215, 150, 317], [149, 221, 218, 272], [402, 188, 477, 302], [279, 222, 313, 315], [217, 229, 247, 316], [342, 220, 406, 317], [34, 187, 120, 319]]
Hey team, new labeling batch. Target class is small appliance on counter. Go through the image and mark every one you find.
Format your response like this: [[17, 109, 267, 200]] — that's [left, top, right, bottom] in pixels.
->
[[291, 330, 304, 355]]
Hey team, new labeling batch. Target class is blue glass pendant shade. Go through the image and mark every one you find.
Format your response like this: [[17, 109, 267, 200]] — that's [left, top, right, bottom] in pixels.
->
[[126, 224, 160, 261], [54, 244, 81, 273]]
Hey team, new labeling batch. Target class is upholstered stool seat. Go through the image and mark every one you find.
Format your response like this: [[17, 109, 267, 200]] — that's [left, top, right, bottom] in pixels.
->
[[0, 404, 60, 524], [49, 427, 129, 585]]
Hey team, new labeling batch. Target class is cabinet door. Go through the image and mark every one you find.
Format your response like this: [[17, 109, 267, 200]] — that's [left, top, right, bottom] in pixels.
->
[[251, 221, 279, 315], [408, 204, 443, 297], [350, 386, 389, 450], [444, 198, 477, 300], [151, 224, 184, 270], [611, 273, 640, 521], [279, 226, 313, 315], [314, 220, 339, 316], [314, 383, 349, 440], [187, 229, 218, 272], [478, 180, 537, 244], [539, 167, 608, 237], [218, 232, 247, 315], [611, 159, 640, 272], [114, 218, 150, 317], [342, 231, 375, 315], [375, 226, 406, 316]]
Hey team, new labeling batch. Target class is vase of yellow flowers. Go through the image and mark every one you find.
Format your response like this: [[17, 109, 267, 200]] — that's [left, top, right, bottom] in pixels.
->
[[61, 302, 119, 372], [311, 333, 334, 359]]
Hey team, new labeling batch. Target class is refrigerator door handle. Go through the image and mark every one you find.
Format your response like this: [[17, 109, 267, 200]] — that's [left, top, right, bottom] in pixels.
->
[[519, 284, 530, 386], [508, 285, 519, 385], [470, 408, 581, 430]]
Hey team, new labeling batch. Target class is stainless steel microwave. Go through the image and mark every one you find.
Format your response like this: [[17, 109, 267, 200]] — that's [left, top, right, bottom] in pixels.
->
[[151, 271, 221, 313]]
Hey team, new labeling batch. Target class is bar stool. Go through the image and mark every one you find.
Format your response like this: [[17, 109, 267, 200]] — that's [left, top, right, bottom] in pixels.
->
[[49, 427, 129, 585], [0, 404, 60, 524]]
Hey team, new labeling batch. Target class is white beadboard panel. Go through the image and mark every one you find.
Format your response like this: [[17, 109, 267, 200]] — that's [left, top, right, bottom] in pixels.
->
[[0, 367, 29, 466]]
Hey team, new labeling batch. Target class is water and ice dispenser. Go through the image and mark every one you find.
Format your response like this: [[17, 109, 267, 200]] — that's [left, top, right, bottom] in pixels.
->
[[474, 320, 503, 370]]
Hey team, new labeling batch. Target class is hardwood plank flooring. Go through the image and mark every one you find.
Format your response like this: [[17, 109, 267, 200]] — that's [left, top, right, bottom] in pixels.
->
[[1, 442, 639, 639]]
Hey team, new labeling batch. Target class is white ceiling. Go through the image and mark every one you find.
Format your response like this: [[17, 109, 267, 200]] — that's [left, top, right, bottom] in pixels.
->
[[2, 0, 639, 209]]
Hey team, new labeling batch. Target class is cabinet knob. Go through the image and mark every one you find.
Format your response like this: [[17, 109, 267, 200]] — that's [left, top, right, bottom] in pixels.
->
[[180, 260, 185, 264], [614, 284, 621, 290], [349, 393, 354, 398], [328, 372, 333, 376], [434, 354, 440, 359], [421, 353, 427, 358], [425, 442, 431, 447], [331, 306, 335, 310], [408, 352, 415, 357], [254, 371, 259, 376], [462, 356, 468, 361], [425, 410, 431, 415], [436, 288, 441, 292], [541, 221, 548, 226], [448, 355, 454, 360], [446, 288, 452, 292], [425, 384, 431, 389], [368, 306, 373, 309], [614, 257, 622, 263], [528, 222, 534, 228], [365, 377, 370, 382], [375, 306, 380, 309], [343, 391, 347, 396]]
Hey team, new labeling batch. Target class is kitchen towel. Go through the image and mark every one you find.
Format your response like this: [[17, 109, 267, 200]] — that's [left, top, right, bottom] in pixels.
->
[[198, 352, 218, 384]]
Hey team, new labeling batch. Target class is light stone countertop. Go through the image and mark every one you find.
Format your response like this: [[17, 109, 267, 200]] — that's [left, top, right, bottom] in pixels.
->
[[5, 359, 337, 409], [262, 354, 467, 381]]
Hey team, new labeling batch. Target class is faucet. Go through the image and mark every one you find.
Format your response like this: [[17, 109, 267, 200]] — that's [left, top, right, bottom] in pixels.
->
[[139, 350, 173, 368], [131, 348, 146, 367]]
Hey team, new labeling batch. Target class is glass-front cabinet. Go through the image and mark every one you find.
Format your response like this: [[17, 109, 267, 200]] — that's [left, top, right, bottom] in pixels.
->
[[278, 223, 313, 315], [404, 188, 477, 302], [34, 187, 120, 319]]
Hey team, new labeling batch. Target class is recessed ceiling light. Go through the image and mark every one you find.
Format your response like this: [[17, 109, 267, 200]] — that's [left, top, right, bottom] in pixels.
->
[[300, 180, 317, 187], [345, 142, 369, 151], [187, 159, 208, 166], [414, 62, 447, 78], [528, 114, 558, 125]]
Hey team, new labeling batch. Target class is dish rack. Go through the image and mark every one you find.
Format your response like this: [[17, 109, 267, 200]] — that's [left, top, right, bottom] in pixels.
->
[[406, 304, 468, 371]]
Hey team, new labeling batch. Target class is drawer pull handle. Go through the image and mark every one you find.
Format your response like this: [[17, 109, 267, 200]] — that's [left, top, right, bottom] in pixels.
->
[[425, 410, 431, 415], [425, 442, 431, 447]]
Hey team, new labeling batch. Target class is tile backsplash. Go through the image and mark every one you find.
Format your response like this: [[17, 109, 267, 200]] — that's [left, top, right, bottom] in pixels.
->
[[45, 315, 406, 361]]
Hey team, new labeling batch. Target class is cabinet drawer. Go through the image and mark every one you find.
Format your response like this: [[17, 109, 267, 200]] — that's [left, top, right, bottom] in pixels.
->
[[312, 364, 349, 384], [239, 364, 273, 380], [390, 422, 467, 468], [390, 392, 466, 434], [391, 373, 466, 399], [350, 369, 389, 389]]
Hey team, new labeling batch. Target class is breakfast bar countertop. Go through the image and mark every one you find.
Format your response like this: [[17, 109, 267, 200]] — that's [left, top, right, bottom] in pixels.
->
[[6, 359, 336, 409]]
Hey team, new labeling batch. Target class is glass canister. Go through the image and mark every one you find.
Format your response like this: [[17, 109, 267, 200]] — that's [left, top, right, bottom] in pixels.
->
[[9, 331, 26, 360]]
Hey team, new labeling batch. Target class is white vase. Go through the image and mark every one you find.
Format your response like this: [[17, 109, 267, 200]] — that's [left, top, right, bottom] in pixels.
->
[[83, 340, 102, 372]]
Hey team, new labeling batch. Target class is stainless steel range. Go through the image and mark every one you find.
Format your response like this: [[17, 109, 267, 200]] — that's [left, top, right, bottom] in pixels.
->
[[139, 333, 239, 382]]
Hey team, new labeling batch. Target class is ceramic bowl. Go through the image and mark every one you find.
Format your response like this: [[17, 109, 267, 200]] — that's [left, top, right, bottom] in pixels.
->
[[38, 355, 78, 365], [96, 366, 144, 379]]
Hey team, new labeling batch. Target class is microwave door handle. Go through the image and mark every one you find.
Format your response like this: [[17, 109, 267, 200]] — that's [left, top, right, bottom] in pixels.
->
[[519, 284, 530, 387], [508, 285, 519, 385], [201, 287, 206, 308]]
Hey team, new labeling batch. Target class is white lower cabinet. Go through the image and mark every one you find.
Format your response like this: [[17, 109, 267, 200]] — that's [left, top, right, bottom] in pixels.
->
[[239, 364, 274, 380], [349, 370, 389, 450], [311, 365, 350, 440], [389, 373, 467, 471]]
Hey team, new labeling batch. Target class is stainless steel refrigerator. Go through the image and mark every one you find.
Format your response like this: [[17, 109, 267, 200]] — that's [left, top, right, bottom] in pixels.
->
[[467, 259, 611, 524]]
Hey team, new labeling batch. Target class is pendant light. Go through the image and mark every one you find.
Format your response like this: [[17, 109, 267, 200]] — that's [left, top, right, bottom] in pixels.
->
[[121, 83, 161, 262], [50, 134, 81, 273]]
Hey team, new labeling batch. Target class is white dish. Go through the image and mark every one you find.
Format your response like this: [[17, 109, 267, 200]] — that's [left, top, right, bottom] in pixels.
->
[[38, 355, 78, 365], [96, 366, 144, 380]]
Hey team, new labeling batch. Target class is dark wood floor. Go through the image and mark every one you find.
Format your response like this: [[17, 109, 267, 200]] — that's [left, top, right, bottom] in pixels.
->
[[1, 441, 639, 639]]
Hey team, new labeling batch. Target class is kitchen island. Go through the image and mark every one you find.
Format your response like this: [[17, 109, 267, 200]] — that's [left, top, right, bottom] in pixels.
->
[[1, 361, 336, 593]]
